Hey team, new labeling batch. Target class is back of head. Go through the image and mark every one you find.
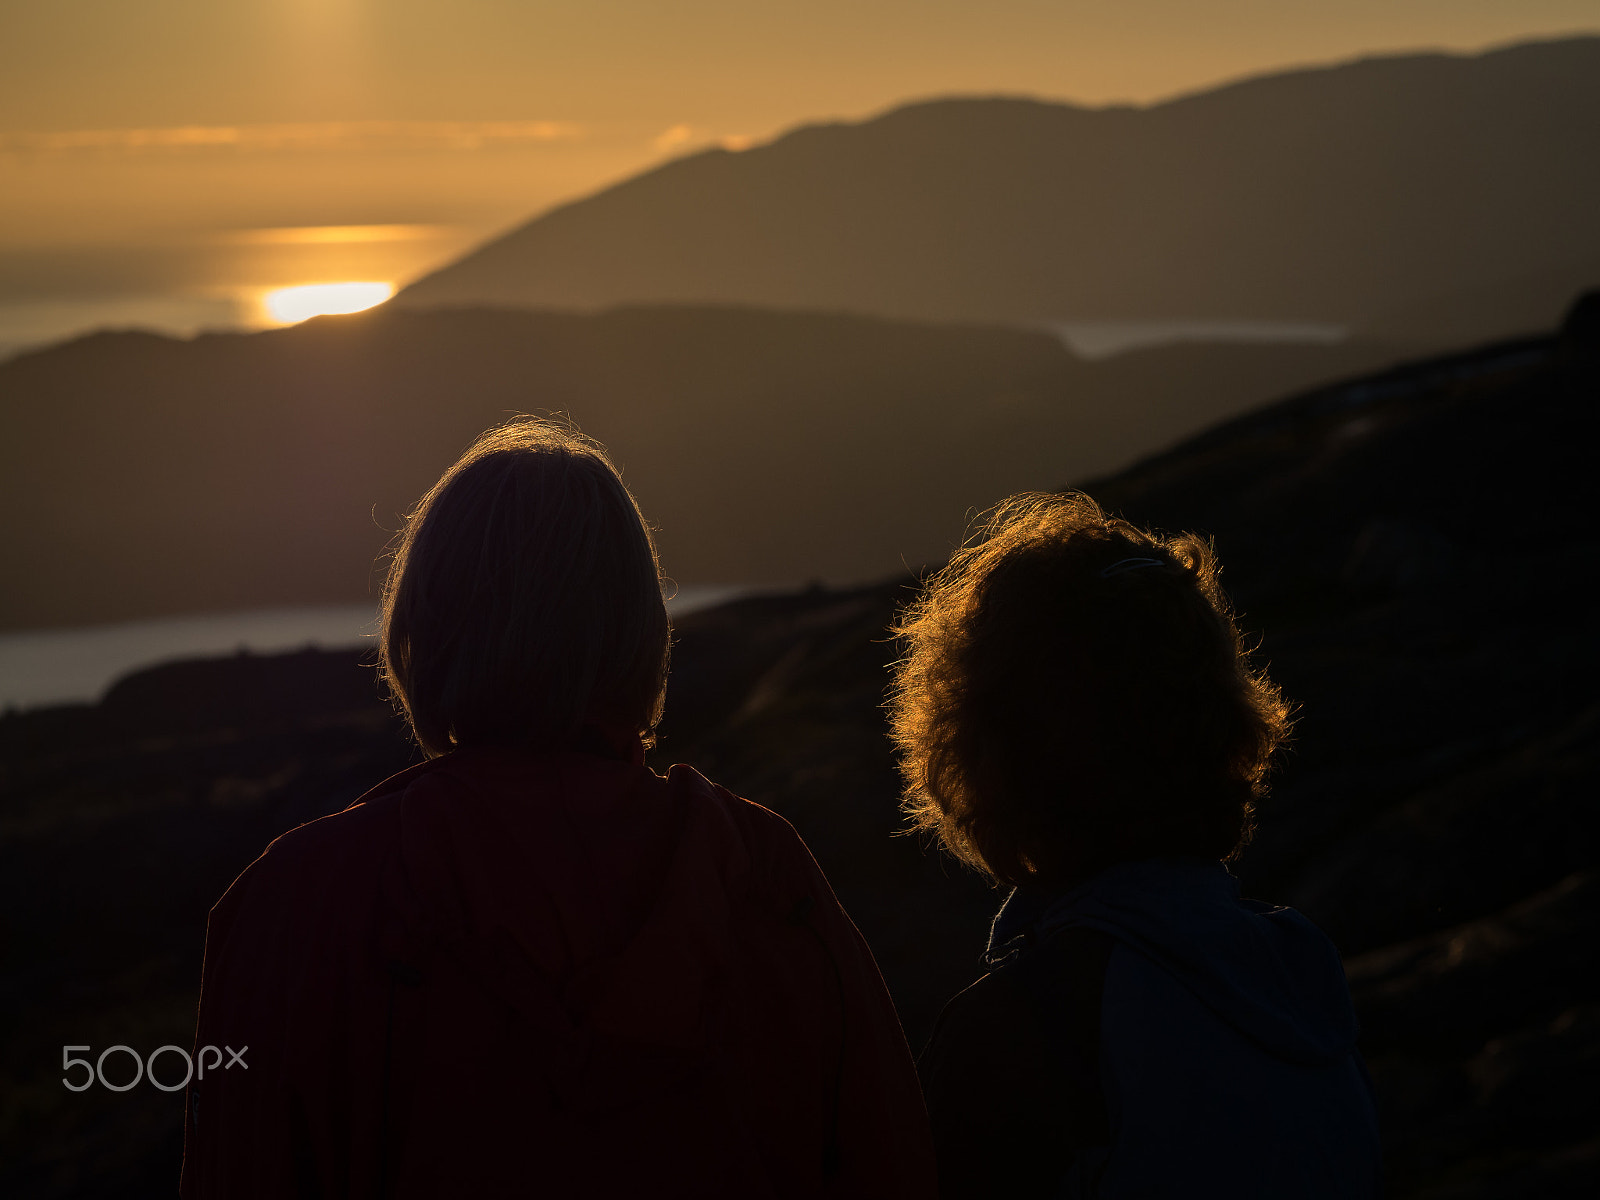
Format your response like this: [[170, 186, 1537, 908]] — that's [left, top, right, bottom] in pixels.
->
[[379, 420, 669, 758], [889, 492, 1291, 889]]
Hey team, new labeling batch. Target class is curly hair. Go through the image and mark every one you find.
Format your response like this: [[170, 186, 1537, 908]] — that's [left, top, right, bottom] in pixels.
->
[[888, 492, 1291, 889]]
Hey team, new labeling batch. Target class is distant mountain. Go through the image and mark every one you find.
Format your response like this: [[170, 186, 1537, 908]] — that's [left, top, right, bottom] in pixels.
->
[[396, 37, 1600, 348], [0, 304, 1409, 632]]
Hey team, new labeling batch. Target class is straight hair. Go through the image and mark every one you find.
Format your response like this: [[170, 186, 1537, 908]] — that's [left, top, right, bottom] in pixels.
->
[[379, 419, 669, 759]]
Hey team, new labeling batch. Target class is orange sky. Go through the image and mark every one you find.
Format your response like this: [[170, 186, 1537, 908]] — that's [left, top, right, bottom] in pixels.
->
[[2, 1, 1597, 337], [7, 1, 1599, 130]]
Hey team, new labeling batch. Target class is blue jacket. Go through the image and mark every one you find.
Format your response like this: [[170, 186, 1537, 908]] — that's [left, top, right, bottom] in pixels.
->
[[988, 858, 1382, 1198]]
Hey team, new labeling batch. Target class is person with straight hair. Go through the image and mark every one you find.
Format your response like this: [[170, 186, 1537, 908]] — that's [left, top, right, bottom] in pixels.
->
[[181, 419, 937, 1199], [894, 492, 1381, 1199]]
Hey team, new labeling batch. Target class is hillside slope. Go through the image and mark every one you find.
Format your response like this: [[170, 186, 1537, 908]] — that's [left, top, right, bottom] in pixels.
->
[[664, 295, 1600, 1196], [397, 37, 1600, 346], [0, 304, 1405, 630]]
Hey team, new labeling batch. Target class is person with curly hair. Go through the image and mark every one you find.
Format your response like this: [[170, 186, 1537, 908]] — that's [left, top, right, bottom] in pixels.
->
[[893, 492, 1380, 1199]]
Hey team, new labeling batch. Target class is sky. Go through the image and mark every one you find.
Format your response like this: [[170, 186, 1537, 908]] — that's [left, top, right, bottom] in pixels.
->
[[3, 0, 1598, 349]]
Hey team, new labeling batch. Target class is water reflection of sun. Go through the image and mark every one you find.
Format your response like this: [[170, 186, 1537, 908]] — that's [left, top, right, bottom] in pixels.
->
[[262, 281, 393, 324]]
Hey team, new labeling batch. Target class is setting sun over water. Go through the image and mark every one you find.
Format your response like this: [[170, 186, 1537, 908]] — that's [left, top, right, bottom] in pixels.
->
[[262, 281, 394, 324]]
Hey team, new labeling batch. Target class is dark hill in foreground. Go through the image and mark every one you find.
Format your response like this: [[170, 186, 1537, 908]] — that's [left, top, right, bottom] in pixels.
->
[[1, 300, 1596, 1197], [398, 37, 1600, 348], [0, 303, 1405, 630]]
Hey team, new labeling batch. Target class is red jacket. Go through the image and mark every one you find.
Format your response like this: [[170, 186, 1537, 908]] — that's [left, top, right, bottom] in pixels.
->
[[181, 747, 936, 1199]]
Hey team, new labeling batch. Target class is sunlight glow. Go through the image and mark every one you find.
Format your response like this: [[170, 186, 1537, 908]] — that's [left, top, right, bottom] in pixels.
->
[[224, 224, 449, 246], [653, 124, 699, 152], [1, 121, 582, 155], [263, 281, 394, 324]]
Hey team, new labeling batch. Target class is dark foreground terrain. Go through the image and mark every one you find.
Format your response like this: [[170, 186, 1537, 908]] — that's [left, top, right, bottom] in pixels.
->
[[2, 299, 1597, 1197]]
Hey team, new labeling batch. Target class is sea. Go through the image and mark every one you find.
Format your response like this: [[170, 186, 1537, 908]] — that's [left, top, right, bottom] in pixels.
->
[[1044, 319, 1346, 359], [0, 586, 752, 712]]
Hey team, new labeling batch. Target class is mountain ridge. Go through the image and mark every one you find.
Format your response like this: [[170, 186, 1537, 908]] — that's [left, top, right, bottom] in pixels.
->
[[396, 36, 1600, 347], [0, 302, 1412, 631]]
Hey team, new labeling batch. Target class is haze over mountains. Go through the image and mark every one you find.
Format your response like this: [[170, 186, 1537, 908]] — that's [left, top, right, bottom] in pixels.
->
[[0, 306, 1408, 631], [398, 37, 1600, 349]]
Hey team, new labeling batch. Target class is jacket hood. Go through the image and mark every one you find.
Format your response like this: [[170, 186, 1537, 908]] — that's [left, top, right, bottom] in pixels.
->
[[376, 746, 752, 1112], [989, 858, 1359, 1067]]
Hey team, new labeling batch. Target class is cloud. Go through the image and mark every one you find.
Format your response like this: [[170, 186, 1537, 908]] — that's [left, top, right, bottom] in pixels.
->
[[654, 125, 757, 154], [0, 121, 585, 156], [652, 124, 699, 152], [214, 224, 455, 245]]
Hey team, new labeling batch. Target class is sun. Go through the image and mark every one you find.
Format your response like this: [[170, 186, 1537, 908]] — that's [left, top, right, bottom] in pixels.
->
[[262, 281, 394, 325]]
